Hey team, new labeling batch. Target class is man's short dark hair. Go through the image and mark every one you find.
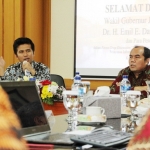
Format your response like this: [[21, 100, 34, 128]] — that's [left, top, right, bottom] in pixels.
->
[[134, 46, 150, 60], [13, 37, 35, 55]]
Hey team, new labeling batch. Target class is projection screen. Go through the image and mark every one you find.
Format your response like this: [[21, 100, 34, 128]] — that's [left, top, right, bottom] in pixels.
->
[[75, 0, 150, 79]]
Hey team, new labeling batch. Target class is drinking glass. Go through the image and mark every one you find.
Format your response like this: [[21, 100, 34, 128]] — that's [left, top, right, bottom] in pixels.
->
[[63, 90, 80, 131], [126, 91, 141, 121], [81, 81, 90, 94], [121, 117, 142, 133]]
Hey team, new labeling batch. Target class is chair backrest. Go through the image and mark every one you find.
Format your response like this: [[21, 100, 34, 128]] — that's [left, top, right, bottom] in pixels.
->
[[50, 74, 66, 88]]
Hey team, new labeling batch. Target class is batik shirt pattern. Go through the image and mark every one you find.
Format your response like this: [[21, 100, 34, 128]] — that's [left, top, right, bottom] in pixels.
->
[[1, 61, 51, 81], [110, 65, 150, 99]]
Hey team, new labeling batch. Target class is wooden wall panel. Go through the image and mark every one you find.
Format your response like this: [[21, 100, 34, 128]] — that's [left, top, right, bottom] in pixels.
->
[[14, 1, 24, 39], [24, 0, 44, 63], [43, 0, 50, 67], [23, 0, 50, 67], [14, 0, 24, 63], [1, 0, 50, 69], [1, 0, 23, 69], [3, 0, 15, 67]]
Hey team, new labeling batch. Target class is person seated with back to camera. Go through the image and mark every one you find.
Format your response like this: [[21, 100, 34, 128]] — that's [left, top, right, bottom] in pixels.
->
[[110, 46, 150, 99], [0, 37, 51, 81]]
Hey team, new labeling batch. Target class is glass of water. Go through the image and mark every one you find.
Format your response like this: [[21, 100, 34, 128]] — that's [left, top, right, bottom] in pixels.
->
[[126, 90, 141, 121], [63, 90, 80, 131]]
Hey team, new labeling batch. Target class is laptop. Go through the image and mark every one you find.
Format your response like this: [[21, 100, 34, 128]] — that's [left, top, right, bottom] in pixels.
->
[[0, 81, 74, 145]]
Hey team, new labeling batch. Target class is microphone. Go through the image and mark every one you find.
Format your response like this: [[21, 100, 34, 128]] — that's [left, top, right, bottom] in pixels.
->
[[23, 61, 31, 76]]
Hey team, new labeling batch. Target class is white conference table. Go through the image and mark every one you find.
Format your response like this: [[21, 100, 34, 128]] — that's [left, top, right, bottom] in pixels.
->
[[50, 112, 138, 136], [49, 113, 132, 150]]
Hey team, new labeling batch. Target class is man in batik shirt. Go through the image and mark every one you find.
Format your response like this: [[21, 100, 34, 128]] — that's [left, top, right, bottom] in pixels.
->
[[110, 46, 150, 99], [0, 37, 51, 81]]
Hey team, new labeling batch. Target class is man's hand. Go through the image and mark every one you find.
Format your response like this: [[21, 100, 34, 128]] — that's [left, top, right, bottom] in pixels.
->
[[22, 61, 35, 76], [0, 56, 5, 76], [134, 86, 147, 91], [116, 82, 121, 87], [0, 56, 5, 68]]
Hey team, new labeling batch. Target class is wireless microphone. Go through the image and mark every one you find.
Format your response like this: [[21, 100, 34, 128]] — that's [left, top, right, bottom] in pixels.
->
[[23, 61, 31, 76]]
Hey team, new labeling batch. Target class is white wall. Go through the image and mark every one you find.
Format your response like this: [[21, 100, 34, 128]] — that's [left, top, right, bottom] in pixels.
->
[[51, 0, 75, 79]]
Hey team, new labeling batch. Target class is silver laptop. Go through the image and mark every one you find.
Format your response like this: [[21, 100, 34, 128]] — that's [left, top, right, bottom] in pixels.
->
[[0, 81, 74, 145]]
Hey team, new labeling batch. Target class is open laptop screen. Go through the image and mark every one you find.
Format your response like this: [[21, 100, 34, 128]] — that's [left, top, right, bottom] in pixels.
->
[[0, 81, 50, 136]]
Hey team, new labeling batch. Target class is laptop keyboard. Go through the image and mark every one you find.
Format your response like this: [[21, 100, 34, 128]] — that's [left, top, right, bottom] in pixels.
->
[[71, 129, 132, 147]]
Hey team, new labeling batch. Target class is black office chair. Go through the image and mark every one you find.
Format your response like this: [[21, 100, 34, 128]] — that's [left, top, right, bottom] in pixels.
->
[[50, 74, 66, 88]]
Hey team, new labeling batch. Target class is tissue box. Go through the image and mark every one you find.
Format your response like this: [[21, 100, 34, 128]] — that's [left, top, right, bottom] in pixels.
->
[[86, 95, 121, 118]]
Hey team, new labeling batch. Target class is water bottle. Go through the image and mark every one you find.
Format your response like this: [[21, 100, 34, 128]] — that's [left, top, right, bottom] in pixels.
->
[[120, 75, 131, 111], [71, 72, 84, 113], [71, 72, 84, 94], [71, 72, 80, 90]]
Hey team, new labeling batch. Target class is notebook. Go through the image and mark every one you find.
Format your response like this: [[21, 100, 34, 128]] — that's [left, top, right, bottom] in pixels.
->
[[0, 81, 74, 145]]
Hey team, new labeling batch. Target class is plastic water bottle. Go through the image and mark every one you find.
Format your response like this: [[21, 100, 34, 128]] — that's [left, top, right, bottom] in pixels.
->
[[74, 72, 81, 83], [120, 75, 131, 110], [71, 72, 84, 113], [71, 72, 83, 95]]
